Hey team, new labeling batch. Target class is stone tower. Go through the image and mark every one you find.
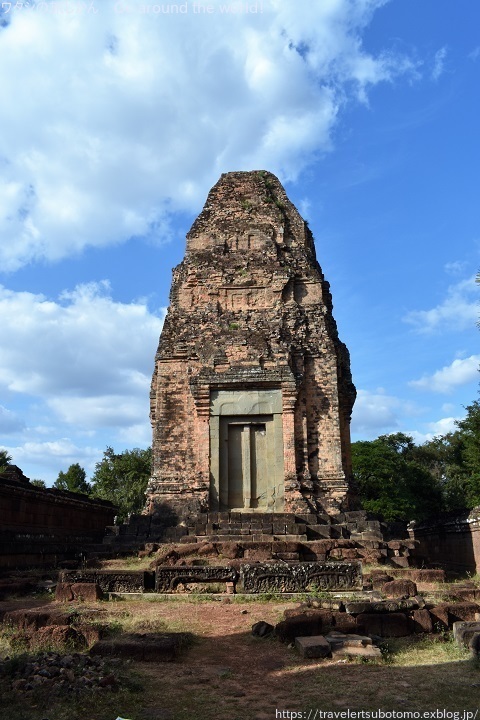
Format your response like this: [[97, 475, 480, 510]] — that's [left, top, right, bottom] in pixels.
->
[[147, 171, 356, 520]]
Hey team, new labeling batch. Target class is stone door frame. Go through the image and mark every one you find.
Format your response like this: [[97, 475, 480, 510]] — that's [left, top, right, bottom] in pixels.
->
[[209, 389, 285, 512]]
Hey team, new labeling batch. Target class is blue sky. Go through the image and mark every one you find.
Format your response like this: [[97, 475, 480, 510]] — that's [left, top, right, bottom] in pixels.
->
[[0, 0, 478, 484]]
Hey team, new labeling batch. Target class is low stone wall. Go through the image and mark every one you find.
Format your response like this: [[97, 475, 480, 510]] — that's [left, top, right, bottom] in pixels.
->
[[410, 507, 480, 573], [0, 468, 116, 568]]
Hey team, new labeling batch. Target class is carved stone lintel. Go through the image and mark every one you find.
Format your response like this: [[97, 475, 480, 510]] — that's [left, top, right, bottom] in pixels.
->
[[240, 561, 362, 594], [155, 565, 238, 592]]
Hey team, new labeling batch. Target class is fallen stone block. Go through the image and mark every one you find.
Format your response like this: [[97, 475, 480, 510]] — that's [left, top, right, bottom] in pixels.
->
[[402, 569, 446, 584], [252, 621, 274, 638], [332, 611, 358, 634], [389, 556, 410, 568], [295, 635, 331, 659], [469, 632, 480, 656], [356, 612, 411, 638], [71, 583, 103, 602], [453, 621, 480, 648], [324, 631, 372, 650], [382, 579, 418, 598], [332, 644, 382, 659], [3, 607, 75, 630], [346, 598, 419, 615], [55, 582, 74, 602], [412, 609, 433, 634], [275, 610, 334, 644], [429, 603, 480, 630]]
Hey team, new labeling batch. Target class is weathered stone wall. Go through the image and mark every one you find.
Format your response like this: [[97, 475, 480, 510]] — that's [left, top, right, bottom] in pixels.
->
[[0, 467, 116, 568], [148, 171, 356, 519], [410, 507, 480, 573]]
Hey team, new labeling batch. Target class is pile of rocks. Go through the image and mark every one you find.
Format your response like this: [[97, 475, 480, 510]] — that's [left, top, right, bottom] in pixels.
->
[[253, 579, 480, 660], [0, 651, 120, 694]]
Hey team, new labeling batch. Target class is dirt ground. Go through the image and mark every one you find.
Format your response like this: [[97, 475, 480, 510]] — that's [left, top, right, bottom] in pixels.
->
[[133, 600, 480, 720], [1, 597, 480, 720]]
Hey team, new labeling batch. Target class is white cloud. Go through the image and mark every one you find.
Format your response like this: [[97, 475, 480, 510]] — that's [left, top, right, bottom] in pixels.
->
[[0, 282, 165, 429], [432, 46, 447, 81], [409, 354, 480, 394], [444, 260, 468, 276], [351, 388, 419, 436], [0, 0, 416, 270], [408, 417, 459, 445], [3, 438, 102, 479], [403, 276, 478, 333]]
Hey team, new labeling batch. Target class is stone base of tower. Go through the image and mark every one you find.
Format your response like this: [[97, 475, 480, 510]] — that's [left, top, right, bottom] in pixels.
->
[[145, 473, 354, 523]]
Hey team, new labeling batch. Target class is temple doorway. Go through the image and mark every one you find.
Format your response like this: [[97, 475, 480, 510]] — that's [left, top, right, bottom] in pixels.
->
[[209, 390, 284, 512]]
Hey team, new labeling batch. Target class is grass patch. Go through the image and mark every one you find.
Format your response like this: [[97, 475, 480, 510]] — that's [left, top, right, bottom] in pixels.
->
[[381, 633, 470, 666]]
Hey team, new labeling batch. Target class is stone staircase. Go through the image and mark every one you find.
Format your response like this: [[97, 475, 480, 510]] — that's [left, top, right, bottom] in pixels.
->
[[102, 510, 417, 569]]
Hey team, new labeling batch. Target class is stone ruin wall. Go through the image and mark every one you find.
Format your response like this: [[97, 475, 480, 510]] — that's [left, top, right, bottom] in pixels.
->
[[410, 508, 480, 574], [148, 171, 356, 520], [0, 466, 116, 568]]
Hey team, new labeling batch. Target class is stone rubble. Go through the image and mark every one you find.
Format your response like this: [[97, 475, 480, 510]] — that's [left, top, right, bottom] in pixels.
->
[[0, 651, 122, 694]]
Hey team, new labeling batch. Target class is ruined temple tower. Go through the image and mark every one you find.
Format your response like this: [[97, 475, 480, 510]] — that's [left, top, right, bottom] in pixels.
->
[[147, 171, 356, 519]]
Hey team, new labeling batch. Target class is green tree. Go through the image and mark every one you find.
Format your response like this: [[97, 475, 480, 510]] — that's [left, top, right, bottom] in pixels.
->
[[31, 479, 47, 488], [0, 449, 12, 472], [54, 463, 91, 494], [90, 446, 152, 521], [352, 432, 444, 522]]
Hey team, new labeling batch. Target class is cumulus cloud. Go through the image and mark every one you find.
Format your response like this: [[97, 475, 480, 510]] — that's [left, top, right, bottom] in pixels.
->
[[351, 388, 419, 436], [0, 0, 416, 270], [403, 276, 478, 333], [3, 439, 101, 477], [0, 282, 165, 426], [408, 417, 459, 445], [409, 354, 480, 394]]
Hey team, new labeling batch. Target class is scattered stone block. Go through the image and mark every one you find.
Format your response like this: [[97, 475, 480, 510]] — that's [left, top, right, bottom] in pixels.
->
[[469, 632, 480, 656], [252, 621, 274, 638], [382, 579, 417, 598], [55, 582, 74, 602], [430, 602, 480, 630], [3, 607, 75, 630], [332, 644, 382, 659], [346, 598, 419, 615], [332, 612, 358, 634], [356, 613, 411, 637], [295, 635, 331, 659], [324, 631, 372, 650], [452, 621, 480, 648], [412, 609, 433, 634], [275, 611, 334, 644], [402, 569, 446, 584], [368, 573, 394, 591], [71, 583, 103, 602]]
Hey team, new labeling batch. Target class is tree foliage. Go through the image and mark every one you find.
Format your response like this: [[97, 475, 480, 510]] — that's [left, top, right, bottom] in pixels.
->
[[353, 390, 480, 521], [0, 449, 12, 472], [54, 463, 91, 494], [90, 446, 152, 521], [31, 479, 47, 488], [352, 432, 443, 522]]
